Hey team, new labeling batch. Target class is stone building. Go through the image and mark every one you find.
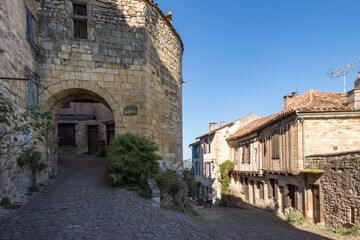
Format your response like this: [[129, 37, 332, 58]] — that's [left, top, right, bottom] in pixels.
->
[[189, 114, 260, 205], [227, 78, 360, 229], [0, 0, 183, 196], [57, 102, 114, 154]]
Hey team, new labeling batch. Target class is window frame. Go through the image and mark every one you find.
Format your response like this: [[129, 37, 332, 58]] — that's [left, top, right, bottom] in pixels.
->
[[26, 5, 36, 48], [71, 2, 89, 39]]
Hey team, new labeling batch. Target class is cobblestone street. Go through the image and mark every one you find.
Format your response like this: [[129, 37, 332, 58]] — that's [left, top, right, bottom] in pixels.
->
[[0, 155, 330, 240]]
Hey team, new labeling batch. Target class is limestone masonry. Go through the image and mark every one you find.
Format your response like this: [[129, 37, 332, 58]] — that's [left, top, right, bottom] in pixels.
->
[[0, 0, 183, 196]]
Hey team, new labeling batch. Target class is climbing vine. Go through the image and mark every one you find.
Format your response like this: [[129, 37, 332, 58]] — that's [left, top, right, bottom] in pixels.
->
[[219, 160, 234, 206]]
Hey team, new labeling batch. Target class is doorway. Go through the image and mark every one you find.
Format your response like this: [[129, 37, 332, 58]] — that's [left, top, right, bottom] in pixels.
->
[[312, 185, 321, 223], [88, 125, 98, 153]]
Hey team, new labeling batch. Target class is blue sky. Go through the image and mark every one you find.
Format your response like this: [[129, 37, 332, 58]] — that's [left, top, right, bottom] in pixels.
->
[[155, 0, 360, 160]]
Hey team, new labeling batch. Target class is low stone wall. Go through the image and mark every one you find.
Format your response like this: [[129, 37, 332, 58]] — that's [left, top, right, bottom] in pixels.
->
[[306, 152, 360, 229]]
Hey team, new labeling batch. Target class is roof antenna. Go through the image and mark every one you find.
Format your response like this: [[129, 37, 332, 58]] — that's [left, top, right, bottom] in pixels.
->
[[329, 59, 360, 105]]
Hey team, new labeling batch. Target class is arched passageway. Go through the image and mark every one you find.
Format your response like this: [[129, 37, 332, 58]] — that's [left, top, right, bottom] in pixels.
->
[[39, 84, 121, 172]]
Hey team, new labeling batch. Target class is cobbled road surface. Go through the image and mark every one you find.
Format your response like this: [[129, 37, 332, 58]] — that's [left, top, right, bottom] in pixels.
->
[[0, 155, 329, 240]]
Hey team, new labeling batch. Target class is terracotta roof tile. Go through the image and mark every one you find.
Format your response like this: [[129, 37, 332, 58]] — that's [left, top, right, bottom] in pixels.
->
[[227, 90, 349, 141]]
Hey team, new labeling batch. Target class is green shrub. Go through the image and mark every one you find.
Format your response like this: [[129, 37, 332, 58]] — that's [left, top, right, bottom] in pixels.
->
[[0, 197, 11, 206], [184, 204, 201, 219], [155, 169, 182, 197], [96, 148, 106, 157], [287, 210, 307, 225], [336, 226, 360, 236], [28, 185, 39, 192], [105, 133, 161, 191], [183, 169, 196, 197]]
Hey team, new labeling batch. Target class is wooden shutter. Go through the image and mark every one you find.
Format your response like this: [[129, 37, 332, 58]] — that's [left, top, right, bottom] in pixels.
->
[[269, 179, 274, 198], [26, 7, 36, 44], [27, 75, 38, 110], [272, 132, 280, 159]]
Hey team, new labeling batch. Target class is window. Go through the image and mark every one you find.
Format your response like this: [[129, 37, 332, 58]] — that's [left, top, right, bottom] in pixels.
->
[[58, 124, 76, 145], [207, 162, 211, 177], [73, 4, 87, 15], [207, 138, 211, 153], [26, 6, 36, 46], [234, 148, 239, 165], [271, 131, 280, 159], [192, 145, 200, 158], [203, 137, 211, 154], [242, 144, 250, 164], [27, 74, 38, 115], [72, 3, 88, 39]]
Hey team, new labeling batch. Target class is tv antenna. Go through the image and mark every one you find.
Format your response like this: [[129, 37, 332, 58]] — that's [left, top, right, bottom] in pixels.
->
[[329, 59, 360, 105]]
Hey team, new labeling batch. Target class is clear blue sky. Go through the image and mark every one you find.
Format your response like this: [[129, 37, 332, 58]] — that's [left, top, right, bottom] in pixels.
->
[[155, 0, 360, 160]]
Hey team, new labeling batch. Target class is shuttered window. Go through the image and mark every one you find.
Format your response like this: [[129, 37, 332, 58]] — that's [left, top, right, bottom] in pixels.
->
[[26, 6, 36, 46], [27, 74, 38, 116], [242, 144, 250, 164], [271, 132, 280, 159], [234, 148, 239, 165]]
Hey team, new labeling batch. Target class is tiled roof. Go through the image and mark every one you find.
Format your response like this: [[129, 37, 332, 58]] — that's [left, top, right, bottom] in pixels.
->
[[227, 90, 349, 141]]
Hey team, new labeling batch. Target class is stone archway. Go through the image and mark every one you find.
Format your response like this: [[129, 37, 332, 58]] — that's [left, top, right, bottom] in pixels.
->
[[39, 80, 121, 117], [39, 81, 122, 173]]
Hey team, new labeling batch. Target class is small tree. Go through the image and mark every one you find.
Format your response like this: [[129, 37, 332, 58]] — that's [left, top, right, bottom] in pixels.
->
[[105, 133, 161, 191], [0, 93, 52, 173], [18, 146, 47, 189]]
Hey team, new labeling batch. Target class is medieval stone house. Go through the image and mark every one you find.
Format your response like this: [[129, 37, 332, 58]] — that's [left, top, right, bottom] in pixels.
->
[[0, 0, 183, 196], [189, 114, 260, 205], [57, 102, 114, 154], [227, 78, 360, 229]]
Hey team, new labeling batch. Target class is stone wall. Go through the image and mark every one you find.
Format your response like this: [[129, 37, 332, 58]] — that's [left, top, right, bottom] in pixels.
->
[[36, 0, 183, 162], [0, 0, 41, 196], [304, 114, 360, 155], [306, 152, 360, 229], [0, 0, 183, 197]]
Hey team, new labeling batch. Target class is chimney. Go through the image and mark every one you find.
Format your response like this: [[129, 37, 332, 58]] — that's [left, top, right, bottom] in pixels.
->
[[350, 72, 360, 109], [283, 91, 299, 109], [165, 11, 172, 23], [209, 122, 218, 132], [220, 121, 226, 127]]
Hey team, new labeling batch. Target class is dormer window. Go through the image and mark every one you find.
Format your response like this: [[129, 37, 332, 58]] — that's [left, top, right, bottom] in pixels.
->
[[72, 3, 88, 39]]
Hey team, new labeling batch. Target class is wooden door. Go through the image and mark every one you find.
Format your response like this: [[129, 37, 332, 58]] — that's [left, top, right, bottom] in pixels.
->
[[58, 124, 75, 145], [88, 126, 98, 153], [312, 185, 320, 223]]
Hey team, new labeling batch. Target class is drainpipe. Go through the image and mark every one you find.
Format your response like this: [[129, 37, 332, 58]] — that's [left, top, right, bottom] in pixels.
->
[[298, 114, 307, 220]]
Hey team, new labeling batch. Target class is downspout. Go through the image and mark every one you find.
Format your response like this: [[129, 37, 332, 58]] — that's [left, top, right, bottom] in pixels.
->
[[298, 114, 307, 220]]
